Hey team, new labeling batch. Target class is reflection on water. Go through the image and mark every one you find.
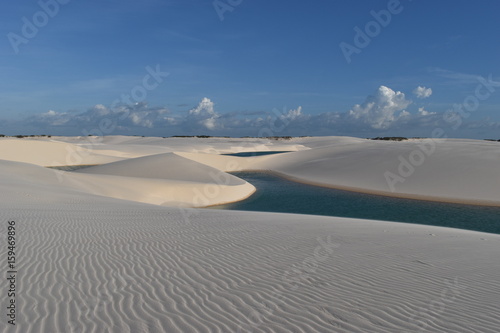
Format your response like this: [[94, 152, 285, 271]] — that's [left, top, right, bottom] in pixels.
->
[[210, 172, 500, 234]]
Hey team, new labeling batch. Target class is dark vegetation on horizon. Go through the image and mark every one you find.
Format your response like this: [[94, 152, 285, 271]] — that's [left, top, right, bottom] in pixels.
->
[[370, 137, 408, 141], [2, 134, 499, 142], [171, 135, 230, 138], [171, 135, 297, 140], [0, 134, 52, 138], [371, 137, 500, 142], [0, 134, 301, 140]]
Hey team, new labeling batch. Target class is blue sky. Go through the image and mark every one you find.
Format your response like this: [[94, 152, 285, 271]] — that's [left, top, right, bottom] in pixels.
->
[[1, 0, 500, 138]]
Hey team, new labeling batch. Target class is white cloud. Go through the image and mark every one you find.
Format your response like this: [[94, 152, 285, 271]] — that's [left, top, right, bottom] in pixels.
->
[[23, 88, 450, 137], [188, 97, 215, 115], [281, 106, 302, 121], [348, 86, 412, 129], [92, 104, 110, 116], [417, 107, 435, 116], [38, 110, 70, 126], [187, 98, 220, 130], [202, 117, 217, 130], [26, 102, 172, 130], [428, 68, 481, 85], [413, 86, 433, 99]]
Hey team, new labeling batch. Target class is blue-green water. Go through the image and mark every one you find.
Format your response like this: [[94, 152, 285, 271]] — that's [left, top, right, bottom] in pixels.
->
[[210, 172, 500, 234]]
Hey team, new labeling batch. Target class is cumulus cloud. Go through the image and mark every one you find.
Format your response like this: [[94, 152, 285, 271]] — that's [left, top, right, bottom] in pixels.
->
[[26, 102, 172, 131], [187, 98, 220, 130], [22, 87, 454, 137], [417, 107, 435, 116], [28, 109, 73, 127], [348, 86, 411, 129], [37, 110, 70, 126], [281, 106, 302, 121], [188, 97, 215, 115], [413, 86, 433, 99]]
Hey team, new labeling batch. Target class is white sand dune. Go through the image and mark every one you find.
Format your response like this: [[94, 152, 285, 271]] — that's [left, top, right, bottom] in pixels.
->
[[171, 137, 500, 206], [0, 138, 122, 166], [2, 135, 499, 206], [75, 153, 256, 206], [1, 171, 500, 332], [76, 152, 243, 184], [0, 156, 254, 208], [48, 135, 307, 159], [0, 136, 499, 332], [253, 138, 500, 205]]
